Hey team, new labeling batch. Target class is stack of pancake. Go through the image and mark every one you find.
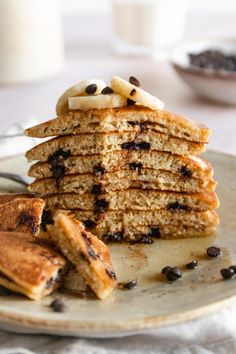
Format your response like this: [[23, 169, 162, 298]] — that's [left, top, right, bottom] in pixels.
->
[[25, 77, 219, 242]]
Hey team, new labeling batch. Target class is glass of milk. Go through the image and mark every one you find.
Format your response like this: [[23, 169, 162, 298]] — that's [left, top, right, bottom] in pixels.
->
[[112, 0, 188, 56], [0, 0, 64, 83]]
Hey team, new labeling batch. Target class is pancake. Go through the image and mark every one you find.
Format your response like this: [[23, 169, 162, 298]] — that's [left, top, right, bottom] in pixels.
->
[[28, 169, 216, 195], [43, 190, 220, 212], [0, 231, 66, 300], [47, 212, 117, 300], [28, 150, 213, 180], [24, 106, 211, 143], [25, 131, 205, 162], [0, 198, 44, 236]]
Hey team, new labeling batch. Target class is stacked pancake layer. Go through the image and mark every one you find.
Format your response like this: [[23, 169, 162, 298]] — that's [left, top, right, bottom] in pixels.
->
[[25, 106, 219, 242]]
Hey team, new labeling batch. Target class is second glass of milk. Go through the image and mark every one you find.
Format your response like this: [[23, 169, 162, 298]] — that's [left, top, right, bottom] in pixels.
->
[[112, 0, 188, 56]]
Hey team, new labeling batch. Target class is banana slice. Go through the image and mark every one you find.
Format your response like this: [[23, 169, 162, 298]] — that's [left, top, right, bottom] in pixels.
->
[[68, 93, 127, 111], [56, 79, 106, 116], [111, 76, 165, 110]]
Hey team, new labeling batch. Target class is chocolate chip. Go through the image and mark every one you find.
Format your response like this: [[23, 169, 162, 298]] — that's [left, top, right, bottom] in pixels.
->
[[81, 231, 99, 260], [129, 76, 141, 87], [0, 286, 13, 296], [186, 260, 198, 269], [101, 86, 114, 94], [91, 184, 102, 195], [106, 268, 117, 280], [167, 202, 189, 211], [122, 279, 138, 290], [45, 277, 54, 289], [220, 268, 235, 280], [93, 164, 105, 176], [18, 212, 38, 234], [130, 88, 136, 96], [136, 142, 150, 150], [50, 299, 66, 313], [130, 235, 154, 244], [94, 198, 109, 213], [121, 141, 136, 150], [165, 267, 182, 282], [189, 50, 236, 72], [127, 98, 136, 106], [178, 166, 193, 178], [148, 228, 161, 238], [105, 231, 124, 242], [127, 121, 147, 132], [83, 219, 96, 229], [48, 149, 71, 165], [229, 265, 236, 273], [52, 165, 65, 179], [207, 246, 221, 257], [41, 210, 54, 232], [161, 266, 171, 275], [85, 83, 97, 95], [128, 162, 143, 171]]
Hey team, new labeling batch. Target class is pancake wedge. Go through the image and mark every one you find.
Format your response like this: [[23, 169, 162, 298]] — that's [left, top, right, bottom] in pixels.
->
[[25, 106, 210, 143], [47, 212, 117, 299], [0, 231, 66, 300]]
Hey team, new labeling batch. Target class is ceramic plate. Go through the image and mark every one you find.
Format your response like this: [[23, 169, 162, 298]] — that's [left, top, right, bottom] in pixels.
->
[[0, 151, 235, 338]]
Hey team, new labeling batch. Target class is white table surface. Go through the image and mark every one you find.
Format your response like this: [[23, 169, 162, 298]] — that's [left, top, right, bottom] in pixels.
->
[[0, 10, 236, 155]]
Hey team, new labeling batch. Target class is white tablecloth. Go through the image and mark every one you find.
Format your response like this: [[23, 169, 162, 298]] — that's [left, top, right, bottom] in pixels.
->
[[0, 9, 236, 354]]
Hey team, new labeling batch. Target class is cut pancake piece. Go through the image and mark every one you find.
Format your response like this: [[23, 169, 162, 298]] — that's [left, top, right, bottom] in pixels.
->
[[69, 209, 219, 230], [95, 224, 217, 242], [25, 131, 205, 162], [47, 212, 117, 300], [0, 197, 45, 236], [28, 150, 213, 180], [0, 231, 66, 300], [25, 106, 211, 143], [28, 169, 216, 194], [43, 190, 220, 212]]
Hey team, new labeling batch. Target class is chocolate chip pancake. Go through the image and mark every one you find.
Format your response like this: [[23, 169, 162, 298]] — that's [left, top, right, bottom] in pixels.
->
[[28, 169, 216, 195], [0, 197, 44, 236], [25, 106, 211, 143], [43, 190, 219, 212], [47, 212, 117, 299], [25, 130, 205, 162], [0, 231, 66, 300], [28, 150, 213, 180]]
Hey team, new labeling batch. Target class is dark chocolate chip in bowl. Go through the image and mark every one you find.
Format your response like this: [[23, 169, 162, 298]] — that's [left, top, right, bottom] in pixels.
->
[[161, 266, 171, 275], [186, 260, 198, 269], [207, 246, 221, 257], [83, 219, 96, 229], [122, 279, 138, 290], [101, 86, 114, 94], [50, 299, 67, 313], [165, 267, 182, 282], [94, 198, 109, 213], [91, 184, 102, 195], [127, 98, 136, 106], [220, 268, 235, 280], [129, 76, 141, 87], [178, 166, 193, 178], [136, 142, 151, 150], [85, 83, 97, 95], [130, 88, 136, 96]]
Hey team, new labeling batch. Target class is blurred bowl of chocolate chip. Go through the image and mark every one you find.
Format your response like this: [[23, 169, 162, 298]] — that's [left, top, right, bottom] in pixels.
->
[[171, 38, 236, 105]]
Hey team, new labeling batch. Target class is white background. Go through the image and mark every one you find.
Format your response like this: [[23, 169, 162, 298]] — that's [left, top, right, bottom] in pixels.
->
[[60, 0, 236, 15]]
